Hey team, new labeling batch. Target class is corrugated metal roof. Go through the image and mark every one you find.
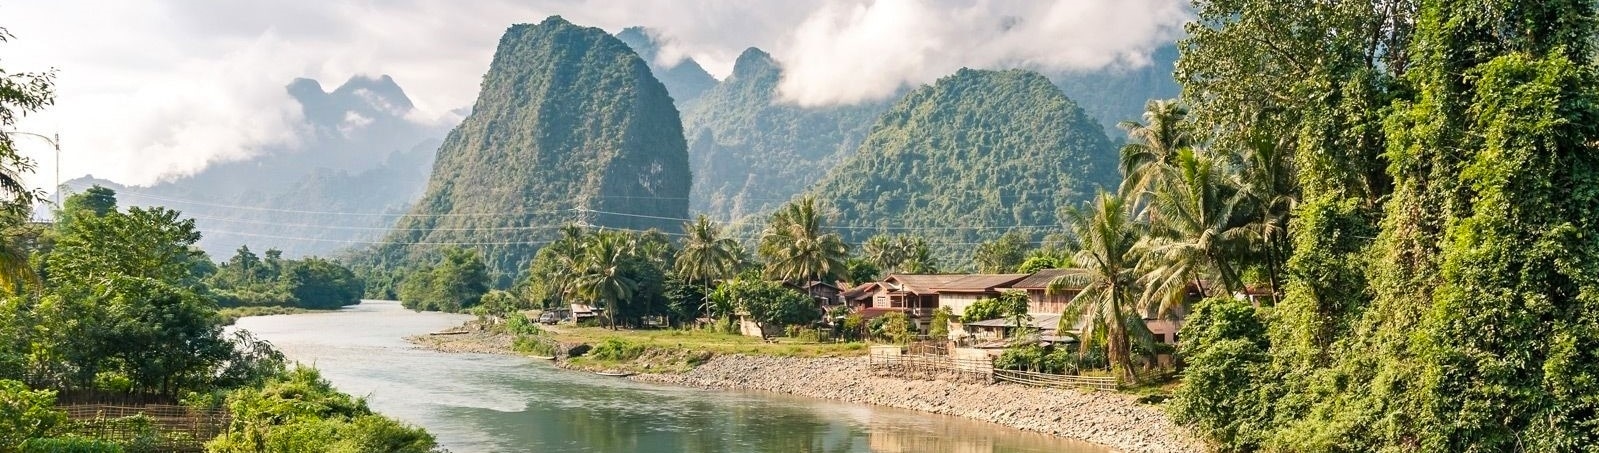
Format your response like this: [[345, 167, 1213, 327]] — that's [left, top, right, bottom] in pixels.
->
[[929, 274, 1029, 292], [883, 274, 963, 294], [1006, 268, 1073, 289]]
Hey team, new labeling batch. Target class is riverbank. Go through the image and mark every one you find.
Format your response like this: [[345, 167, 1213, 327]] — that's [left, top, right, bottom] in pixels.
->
[[637, 355, 1201, 453], [405, 324, 1202, 453]]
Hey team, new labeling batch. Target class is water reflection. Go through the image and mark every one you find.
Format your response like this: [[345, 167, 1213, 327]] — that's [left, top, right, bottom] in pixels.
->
[[235, 301, 1110, 453]]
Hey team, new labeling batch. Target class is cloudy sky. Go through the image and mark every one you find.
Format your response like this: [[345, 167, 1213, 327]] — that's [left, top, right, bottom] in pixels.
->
[[2, 0, 1189, 189]]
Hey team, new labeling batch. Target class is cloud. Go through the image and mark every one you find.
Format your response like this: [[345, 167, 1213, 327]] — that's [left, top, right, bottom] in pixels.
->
[[774, 0, 1190, 106], [1, 0, 1187, 189]]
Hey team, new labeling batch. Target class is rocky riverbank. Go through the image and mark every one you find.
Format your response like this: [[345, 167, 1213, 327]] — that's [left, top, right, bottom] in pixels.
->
[[406, 324, 1202, 452], [636, 354, 1202, 453]]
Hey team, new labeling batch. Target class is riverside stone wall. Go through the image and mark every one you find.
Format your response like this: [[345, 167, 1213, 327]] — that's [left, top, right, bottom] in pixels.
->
[[634, 354, 1203, 453]]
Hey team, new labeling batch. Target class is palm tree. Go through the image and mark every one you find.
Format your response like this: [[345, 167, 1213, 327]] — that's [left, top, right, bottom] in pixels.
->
[[1047, 191, 1146, 383], [861, 235, 902, 274], [1137, 148, 1254, 311], [676, 215, 742, 318], [575, 232, 636, 330], [759, 197, 849, 284], [1118, 99, 1194, 214], [1235, 136, 1297, 304]]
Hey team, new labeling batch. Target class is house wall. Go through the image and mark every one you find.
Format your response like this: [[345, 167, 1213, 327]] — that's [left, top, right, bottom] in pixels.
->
[[939, 293, 984, 317], [1146, 319, 1183, 344], [1024, 289, 1076, 314], [738, 317, 783, 338]]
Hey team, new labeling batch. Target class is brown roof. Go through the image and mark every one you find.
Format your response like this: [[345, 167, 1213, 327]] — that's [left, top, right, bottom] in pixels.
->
[[840, 282, 880, 300], [1006, 268, 1073, 290], [883, 274, 963, 295], [856, 307, 909, 320], [929, 274, 1029, 292]]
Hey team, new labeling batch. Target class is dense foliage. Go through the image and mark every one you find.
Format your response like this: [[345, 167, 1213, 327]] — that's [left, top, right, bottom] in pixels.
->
[[398, 247, 490, 313], [207, 367, 435, 453], [709, 278, 819, 339], [680, 48, 889, 221], [356, 16, 691, 286], [1166, 1, 1599, 451], [208, 245, 364, 310], [809, 69, 1118, 267]]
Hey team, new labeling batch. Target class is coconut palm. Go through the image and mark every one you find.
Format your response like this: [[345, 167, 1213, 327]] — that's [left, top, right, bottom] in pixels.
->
[[1234, 135, 1297, 304], [759, 196, 848, 284], [1047, 191, 1146, 383], [675, 215, 742, 317], [862, 235, 902, 274], [1118, 99, 1194, 214], [1137, 147, 1254, 312], [574, 232, 636, 330]]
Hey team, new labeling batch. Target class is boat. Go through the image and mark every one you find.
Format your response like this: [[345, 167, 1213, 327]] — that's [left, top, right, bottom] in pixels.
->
[[529, 355, 556, 361], [594, 371, 634, 377]]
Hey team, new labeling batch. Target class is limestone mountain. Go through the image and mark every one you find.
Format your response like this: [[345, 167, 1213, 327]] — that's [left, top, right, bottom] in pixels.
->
[[55, 75, 447, 258], [808, 69, 1118, 267], [615, 26, 718, 108], [681, 47, 889, 221], [361, 16, 691, 285]]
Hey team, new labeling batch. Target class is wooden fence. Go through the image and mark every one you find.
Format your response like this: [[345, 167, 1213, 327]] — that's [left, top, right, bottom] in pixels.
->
[[992, 368, 1118, 391], [868, 346, 1131, 391], [58, 404, 229, 452]]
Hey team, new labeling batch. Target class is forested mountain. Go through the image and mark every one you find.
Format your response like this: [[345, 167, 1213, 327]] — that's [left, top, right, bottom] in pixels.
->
[[681, 47, 889, 221], [356, 16, 691, 286], [56, 75, 447, 258], [808, 69, 1117, 266], [1051, 45, 1181, 138], [615, 26, 718, 108]]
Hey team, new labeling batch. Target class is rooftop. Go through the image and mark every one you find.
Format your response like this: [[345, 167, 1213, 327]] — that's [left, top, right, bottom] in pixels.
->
[[930, 274, 1029, 292]]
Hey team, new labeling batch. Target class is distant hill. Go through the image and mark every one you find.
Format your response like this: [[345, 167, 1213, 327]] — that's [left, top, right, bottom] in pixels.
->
[[679, 48, 889, 221], [1051, 45, 1181, 139], [808, 69, 1118, 266], [57, 74, 448, 258], [357, 16, 691, 285], [615, 26, 718, 108]]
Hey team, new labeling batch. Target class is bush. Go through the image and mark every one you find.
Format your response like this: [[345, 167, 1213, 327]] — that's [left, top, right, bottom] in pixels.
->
[[587, 338, 646, 362], [19, 436, 123, 453], [1168, 297, 1271, 452], [207, 367, 435, 453], [0, 380, 66, 448]]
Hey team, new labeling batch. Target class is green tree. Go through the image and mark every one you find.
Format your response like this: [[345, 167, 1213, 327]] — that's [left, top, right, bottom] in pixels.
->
[[0, 379, 64, 448], [1047, 192, 1144, 383], [675, 215, 742, 317], [575, 233, 636, 330], [842, 258, 880, 286], [1136, 147, 1253, 310], [928, 306, 952, 339], [399, 247, 489, 313], [56, 185, 115, 230], [1169, 297, 1271, 452], [48, 206, 204, 290], [209, 367, 435, 453], [283, 257, 365, 309], [973, 232, 1031, 274], [1116, 98, 1192, 211], [711, 279, 818, 339], [759, 197, 848, 284]]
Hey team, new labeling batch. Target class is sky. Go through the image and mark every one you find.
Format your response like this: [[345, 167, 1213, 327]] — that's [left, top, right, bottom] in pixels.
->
[[2, 0, 1189, 190]]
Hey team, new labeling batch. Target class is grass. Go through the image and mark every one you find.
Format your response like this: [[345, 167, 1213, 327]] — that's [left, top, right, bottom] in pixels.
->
[[215, 306, 328, 325], [551, 325, 868, 358], [548, 325, 868, 373]]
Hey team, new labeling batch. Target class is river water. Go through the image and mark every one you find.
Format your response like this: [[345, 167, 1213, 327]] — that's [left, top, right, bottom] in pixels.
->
[[233, 300, 1114, 453]]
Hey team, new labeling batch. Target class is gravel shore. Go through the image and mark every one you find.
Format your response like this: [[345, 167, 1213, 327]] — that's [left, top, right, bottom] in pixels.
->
[[406, 326, 1202, 452], [636, 354, 1203, 453]]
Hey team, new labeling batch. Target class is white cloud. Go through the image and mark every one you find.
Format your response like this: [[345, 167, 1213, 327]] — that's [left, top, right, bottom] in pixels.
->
[[774, 0, 1190, 106], [1, 0, 1186, 189]]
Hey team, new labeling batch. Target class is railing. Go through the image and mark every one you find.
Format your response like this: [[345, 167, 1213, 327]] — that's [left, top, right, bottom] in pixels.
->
[[58, 404, 229, 452], [868, 351, 993, 383], [869, 347, 1165, 391], [992, 368, 1117, 391]]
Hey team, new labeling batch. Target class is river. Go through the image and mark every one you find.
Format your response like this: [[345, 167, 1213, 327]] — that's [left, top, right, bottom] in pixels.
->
[[233, 300, 1115, 453]]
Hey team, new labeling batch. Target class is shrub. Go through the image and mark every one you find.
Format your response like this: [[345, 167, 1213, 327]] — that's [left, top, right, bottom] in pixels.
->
[[19, 436, 123, 453], [0, 380, 66, 448], [588, 338, 646, 362]]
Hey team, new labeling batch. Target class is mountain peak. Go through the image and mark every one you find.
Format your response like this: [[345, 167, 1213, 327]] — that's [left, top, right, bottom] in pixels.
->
[[731, 47, 776, 79]]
